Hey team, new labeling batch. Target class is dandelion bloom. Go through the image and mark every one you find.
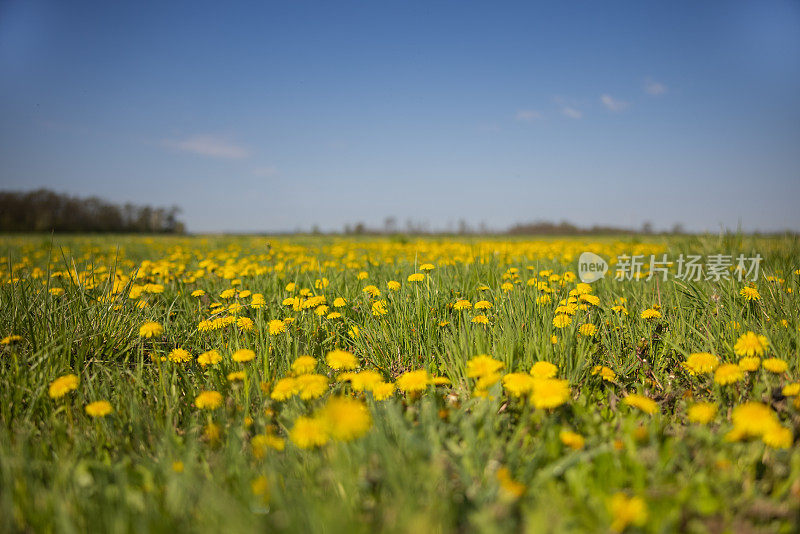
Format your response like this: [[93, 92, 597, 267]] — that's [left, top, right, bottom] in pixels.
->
[[363, 285, 381, 297], [640, 308, 661, 320], [168, 348, 192, 363], [623, 394, 658, 415], [371, 382, 395, 400], [453, 300, 472, 310], [49, 374, 79, 399], [195, 391, 223, 410], [530, 378, 570, 409], [762, 358, 788, 374], [731, 402, 778, 439], [738, 357, 760, 372], [349, 370, 384, 392], [236, 317, 254, 331], [739, 287, 760, 301], [227, 371, 246, 382], [319, 397, 371, 441], [502, 373, 536, 397], [714, 363, 743, 385], [781, 383, 800, 397], [333, 297, 347, 307], [387, 280, 401, 291], [85, 400, 113, 417], [496, 467, 526, 499], [474, 300, 492, 310], [420, 263, 435, 271], [591, 365, 616, 382], [270, 378, 298, 400], [290, 416, 329, 449], [291, 356, 317, 375], [608, 493, 648, 533], [559, 429, 585, 450], [232, 348, 256, 363], [396, 369, 430, 392], [683, 353, 719, 375], [762, 425, 792, 449], [472, 315, 489, 324], [1, 334, 22, 345], [734, 331, 769, 357], [530, 361, 558, 379], [466, 355, 504, 378], [139, 321, 163, 338], [371, 300, 388, 316], [268, 319, 287, 335], [687, 402, 717, 424], [326, 349, 358, 370], [578, 323, 597, 337], [553, 314, 572, 328], [197, 350, 222, 366], [407, 273, 425, 282], [295, 374, 328, 400]]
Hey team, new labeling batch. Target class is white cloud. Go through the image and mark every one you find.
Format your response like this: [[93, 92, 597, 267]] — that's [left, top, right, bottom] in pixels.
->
[[515, 109, 542, 122], [600, 94, 629, 112], [644, 79, 667, 96], [561, 106, 582, 119], [163, 135, 248, 159], [252, 166, 279, 178]]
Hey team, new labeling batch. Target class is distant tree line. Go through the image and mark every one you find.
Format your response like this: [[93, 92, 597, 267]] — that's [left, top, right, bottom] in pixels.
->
[[337, 217, 671, 236], [0, 189, 185, 233]]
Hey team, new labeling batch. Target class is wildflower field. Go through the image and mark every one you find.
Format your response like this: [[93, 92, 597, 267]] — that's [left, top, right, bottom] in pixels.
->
[[1, 234, 798, 533]]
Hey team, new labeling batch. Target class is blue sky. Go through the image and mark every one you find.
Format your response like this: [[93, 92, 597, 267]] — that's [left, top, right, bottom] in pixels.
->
[[1, 0, 799, 233]]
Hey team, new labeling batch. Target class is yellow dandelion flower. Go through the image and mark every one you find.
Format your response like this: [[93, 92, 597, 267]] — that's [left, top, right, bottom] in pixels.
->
[[290, 416, 329, 449], [683, 353, 719, 375], [687, 402, 717, 424], [326, 349, 358, 370], [553, 314, 572, 328], [349, 370, 384, 392], [762, 425, 792, 449], [407, 273, 425, 282], [608, 493, 648, 533], [453, 299, 472, 310], [371, 381, 396, 400], [471, 314, 489, 324], [530, 378, 570, 409], [85, 400, 112, 417], [530, 361, 558, 379], [270, 377, 299, 400], [268, 319, 287, 335], [578, 323, 597, 337], [714, 363, 743, 385], [734, 331, 769, 357], [396, 369, 430, 392], [502, 373, 536, 397], [738, 356, 760, 372], [474, 300, 492, 309], [640, 308, 661, 320], [232, 348, 256, 363], [227, 371, 245, 382], [198, 350, 222, 366], [466, 355, 504, 378], [739, 286, 761, 301], [295, 374, 328, 400], [781, 383, 800, 396], [559, 429, 585, 450], [195, 391, 223, 410], [591, 365, 616, 382], [139, 321, 163, 338], [291, 356, 317, 375], [623, 394, 658, 415], [762, 357, 788, 374], [48, 374, 79, 399], [168, 348, 192, 363], [496, 467, 526, 499], [319, 397, 371, 441]]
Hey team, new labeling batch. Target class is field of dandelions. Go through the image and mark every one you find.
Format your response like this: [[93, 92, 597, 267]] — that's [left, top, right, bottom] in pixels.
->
[[1, 234, 799, 533]]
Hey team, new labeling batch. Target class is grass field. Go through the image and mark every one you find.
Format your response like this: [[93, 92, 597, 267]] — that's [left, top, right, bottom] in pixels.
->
[[1, 234, 798, 533]]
